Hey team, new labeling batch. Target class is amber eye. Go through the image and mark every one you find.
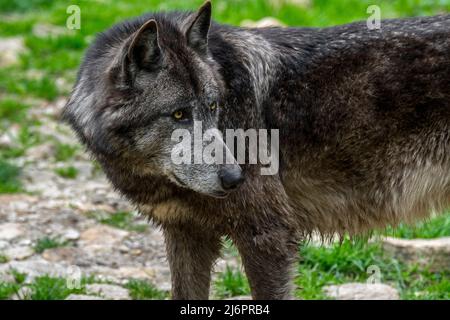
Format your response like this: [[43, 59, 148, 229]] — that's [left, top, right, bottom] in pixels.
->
[[210, 102, 218, 111], [173, 110, 184, 120]]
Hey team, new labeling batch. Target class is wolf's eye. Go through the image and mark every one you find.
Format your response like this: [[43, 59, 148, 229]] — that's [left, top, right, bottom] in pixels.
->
[[173, 110, 184, 120], [210, 102, 218, 111]]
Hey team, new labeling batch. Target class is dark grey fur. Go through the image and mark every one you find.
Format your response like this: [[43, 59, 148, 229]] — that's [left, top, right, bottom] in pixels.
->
[[63, 1, 450, 299]]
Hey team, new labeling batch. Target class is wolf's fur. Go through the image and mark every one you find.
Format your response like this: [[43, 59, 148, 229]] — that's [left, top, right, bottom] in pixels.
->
[[64, 2, 450, 299]]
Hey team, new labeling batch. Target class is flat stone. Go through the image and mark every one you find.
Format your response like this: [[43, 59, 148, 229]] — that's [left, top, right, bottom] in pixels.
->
[[25, 143, 55, 161], [42, 247, 83, 264], [80, 225, 129, 247], [324, 283, 400, 300], [0, 240, 9, 250], [18, 239, 32, 246], [382, 237, 450, 271], [4, 246, 34, 260], [66, 294, 105, 300], [0, 223, 24, 240], [62, 229, 80, 241], [85, 284, 130, 300], [116, 266, 155, 280], [0, 132, 13, 148], [0, 258, 69, 282]]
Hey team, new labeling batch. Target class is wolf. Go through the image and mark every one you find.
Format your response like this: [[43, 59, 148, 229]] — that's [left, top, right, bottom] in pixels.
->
[[63, 1, 450, 299]]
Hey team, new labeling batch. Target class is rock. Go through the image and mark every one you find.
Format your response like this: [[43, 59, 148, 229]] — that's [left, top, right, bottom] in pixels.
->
[[42, 247, 84, 264], [0, 37, 25, 67], [18, 239, 32, 246], [62, 229, 80, 241], [85, 284, 131, 300], [382, 237, 450, 271], [324, 283, 400, 300], [0, 132, 13, 148], [0, 273, 15, 283], [0, 240, 9, 250], [25, 143, 55, 161], [66, 294, 105, 300], [130, 249, 142, 256], [0, 258, 69, 282], [0, 125, 20, 149], [4, 246, 34, 260], [80, 225, 129, 245], [83, 266, 162, 286], [241, 17, 286, 28], [214, 258, 241, 273], [0, 223, 24, 240]]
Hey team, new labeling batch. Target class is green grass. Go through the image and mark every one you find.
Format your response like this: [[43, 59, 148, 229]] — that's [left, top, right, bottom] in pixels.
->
[[0, 159, 22, 193], [0, 69, 60, 101], [295, 238, 449, 300], [54, 143, 78, 162], [54, 166, 78, 179], [28, 275, 84, 300], [11, 270, 27, 285], [0, 272, 165, 300], [0, 17, 36, 37], [34, 237, 68, 253], [0, 98, 29, 123], [0, 0, 53, 13], [0, 282, 20, 300], [0, 270, 27, 300], [214, 266, 251, 299], [384, 213, 450, 239], [125, 279, 168, 300], [0, 125, 43, 159], [89, 211, 148, 233]]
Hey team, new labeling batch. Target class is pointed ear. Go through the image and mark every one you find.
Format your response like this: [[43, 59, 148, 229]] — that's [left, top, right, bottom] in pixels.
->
[[185, 1, 212, 55], [128, 19, 162, 70]]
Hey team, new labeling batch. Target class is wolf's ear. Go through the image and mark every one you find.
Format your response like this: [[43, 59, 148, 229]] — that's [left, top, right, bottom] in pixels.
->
[[128, 19, 162, 70], [185, 1, 212, 55]]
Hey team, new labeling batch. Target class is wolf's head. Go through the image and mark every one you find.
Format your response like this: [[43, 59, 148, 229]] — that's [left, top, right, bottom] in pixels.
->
[[63, 2, 244, 199]]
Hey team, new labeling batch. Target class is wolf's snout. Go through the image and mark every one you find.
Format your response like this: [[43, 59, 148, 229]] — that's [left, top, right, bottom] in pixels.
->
[[219, 166, 245, 191]]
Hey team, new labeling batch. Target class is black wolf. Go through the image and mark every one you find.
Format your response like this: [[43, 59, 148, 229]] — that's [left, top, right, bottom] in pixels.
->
[[64, 1, 450, 299]]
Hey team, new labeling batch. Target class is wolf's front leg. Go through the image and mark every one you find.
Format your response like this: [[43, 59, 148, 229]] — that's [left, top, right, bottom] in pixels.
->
[[232, 223, 298, 300], [163, 224, 222, 300]]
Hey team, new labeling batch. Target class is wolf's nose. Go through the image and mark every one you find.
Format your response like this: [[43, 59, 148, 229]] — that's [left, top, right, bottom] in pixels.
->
[[219, 167, 245, 191]]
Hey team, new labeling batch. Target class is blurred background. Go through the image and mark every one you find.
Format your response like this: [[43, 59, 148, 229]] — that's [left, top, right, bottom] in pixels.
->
[[0, 0, 449, 300]]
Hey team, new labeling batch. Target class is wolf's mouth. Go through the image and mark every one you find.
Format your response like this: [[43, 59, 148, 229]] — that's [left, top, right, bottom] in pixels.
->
[[210, 191, 229, 199]]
